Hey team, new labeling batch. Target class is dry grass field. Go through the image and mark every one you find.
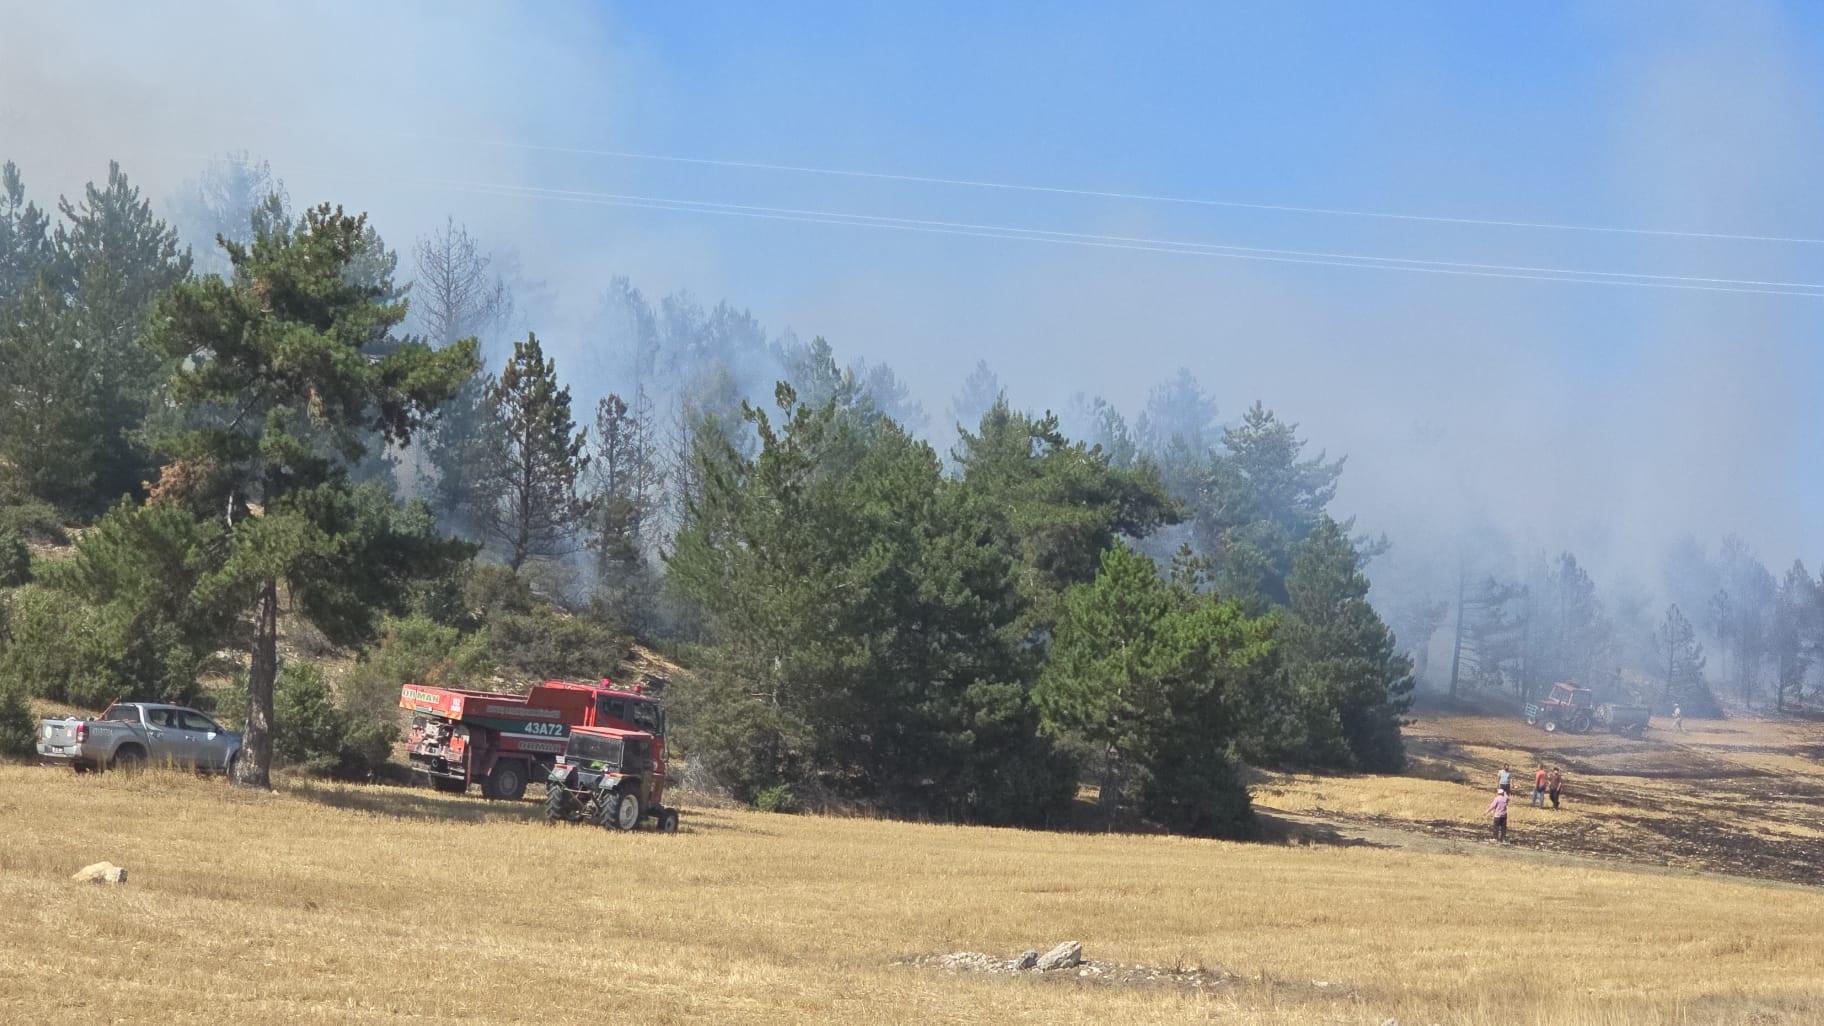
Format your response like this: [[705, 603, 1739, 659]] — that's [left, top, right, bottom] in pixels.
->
[[3, 712, 1822, 1025]]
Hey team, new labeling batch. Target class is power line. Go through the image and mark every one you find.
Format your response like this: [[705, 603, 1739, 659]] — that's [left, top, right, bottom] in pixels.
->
[[204, 154, 1824, 298], [447, 138, 1824, 247], [421, 176, 1824, 298]]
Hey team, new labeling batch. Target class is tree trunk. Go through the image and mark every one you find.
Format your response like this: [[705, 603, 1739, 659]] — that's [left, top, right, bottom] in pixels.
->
[[1096, 744, 1122, 832], [238, 575, 279, 789], [1447, 565, 1466, 698]]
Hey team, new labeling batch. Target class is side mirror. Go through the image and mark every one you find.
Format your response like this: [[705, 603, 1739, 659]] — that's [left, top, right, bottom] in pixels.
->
[[207, 732, 218, 739]]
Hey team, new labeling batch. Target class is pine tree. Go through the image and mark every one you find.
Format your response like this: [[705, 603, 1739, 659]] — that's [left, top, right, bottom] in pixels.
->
[[952, 399, 1176, 636], [171, 152, 289, 277], [1279, 517, 1413, 771], [1771, 561, 1818, 714], [479, 333, 590, 572], [1195, 401, 1344, 607], [0, 162, 190, 514], [147, 203, 477, 788], [947, 359, 1003, 434], [0, 279, 96, 507], [0, 161, 55, 301], [411, 216, 513, 353], [1657, 604, 1717, 716], [1034, 541, 1273, 834], [590, 387, 663, 629]]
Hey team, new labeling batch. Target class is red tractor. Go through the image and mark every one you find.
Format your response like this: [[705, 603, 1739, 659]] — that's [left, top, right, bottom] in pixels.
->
[[1525, 682, 1595, 734], [401, 679, 665, 800], [543, 725, 678, 833]]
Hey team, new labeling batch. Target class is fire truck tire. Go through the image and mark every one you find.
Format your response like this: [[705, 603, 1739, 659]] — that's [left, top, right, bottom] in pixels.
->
[[659, 808, 680, 834], [431, 775, 466, 794], [483, 762, 528, 801], [608, 791, 642, 831]]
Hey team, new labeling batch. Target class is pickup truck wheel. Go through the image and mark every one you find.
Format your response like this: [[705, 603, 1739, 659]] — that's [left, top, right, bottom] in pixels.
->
[[110, 746, 147, 773], [225, 751, 240, 781], [482, 763, 527, 801]]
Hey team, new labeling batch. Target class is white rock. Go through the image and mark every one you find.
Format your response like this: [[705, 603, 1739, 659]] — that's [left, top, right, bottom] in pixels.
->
[[72, 861, 127, 885], [1036, 940, 1082, 971]]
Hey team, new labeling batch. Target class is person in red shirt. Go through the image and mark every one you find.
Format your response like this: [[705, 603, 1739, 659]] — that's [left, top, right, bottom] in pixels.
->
[[1532, 765, 1548, 807]]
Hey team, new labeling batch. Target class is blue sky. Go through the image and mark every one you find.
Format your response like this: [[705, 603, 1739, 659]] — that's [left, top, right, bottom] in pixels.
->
[[5, 0, 1824, 597]]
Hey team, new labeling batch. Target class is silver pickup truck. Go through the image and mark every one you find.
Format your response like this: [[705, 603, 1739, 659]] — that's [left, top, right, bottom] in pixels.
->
[[37, 703, 242, 774]]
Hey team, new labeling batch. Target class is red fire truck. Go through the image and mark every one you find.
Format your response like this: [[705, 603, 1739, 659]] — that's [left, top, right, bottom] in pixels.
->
[[400, 679, 665, 800]]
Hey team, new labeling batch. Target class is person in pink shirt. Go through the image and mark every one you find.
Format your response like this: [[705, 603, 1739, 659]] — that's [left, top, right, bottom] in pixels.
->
[[1486, 787, 1509, 842]]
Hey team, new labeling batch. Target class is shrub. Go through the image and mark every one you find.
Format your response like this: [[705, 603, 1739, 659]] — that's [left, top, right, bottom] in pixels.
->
[[343, 614, 490, 721], [0, 586, 112, 707], [0, 583, 207, 708], [0, 500, 67, 546], [667, 664, 812, 805], [0, 683, 35, 757], [273, 662, 396, 781], [0, 527, 29, 588], [465, 563, 627, 680], [753, 784, 798, 814]]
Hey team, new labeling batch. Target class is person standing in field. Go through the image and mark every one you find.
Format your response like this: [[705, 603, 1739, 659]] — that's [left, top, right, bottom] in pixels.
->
[[1673, 704, 1684, 732], [1548, 767, 1563, 810], [1532, 765, 1548, 807], [1487, 787, 1509, 842], [1498, 764, 1512, 792]]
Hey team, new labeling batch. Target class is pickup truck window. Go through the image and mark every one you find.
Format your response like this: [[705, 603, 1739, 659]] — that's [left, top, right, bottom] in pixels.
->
[[103, 706, 139, 722], [178, 711, 219, 732], [147, 709, 178, 728]]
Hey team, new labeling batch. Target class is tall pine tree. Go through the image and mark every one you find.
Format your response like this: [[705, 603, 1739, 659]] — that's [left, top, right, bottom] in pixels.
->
[[479, 333, 590, 572], [148, 203, 476, 788]]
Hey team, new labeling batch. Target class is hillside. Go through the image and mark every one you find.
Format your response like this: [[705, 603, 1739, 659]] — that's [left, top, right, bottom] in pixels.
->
[[5, 713, 1823, 1025]]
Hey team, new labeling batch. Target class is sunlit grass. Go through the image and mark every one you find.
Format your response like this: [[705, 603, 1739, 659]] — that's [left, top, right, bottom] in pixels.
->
[[4, 734, 1822, 1025]]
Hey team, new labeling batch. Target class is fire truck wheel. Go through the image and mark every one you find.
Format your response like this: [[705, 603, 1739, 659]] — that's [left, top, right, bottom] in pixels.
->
[[659, 808, 680, 834], [483, 763, 528, 801]]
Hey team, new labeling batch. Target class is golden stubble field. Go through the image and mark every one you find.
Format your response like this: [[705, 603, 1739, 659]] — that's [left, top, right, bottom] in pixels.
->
[[2, 715, 1822, 1026]]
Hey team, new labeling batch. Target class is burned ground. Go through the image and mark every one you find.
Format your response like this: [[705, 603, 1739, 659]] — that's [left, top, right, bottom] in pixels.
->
[[1257, 713, 1824, 889]]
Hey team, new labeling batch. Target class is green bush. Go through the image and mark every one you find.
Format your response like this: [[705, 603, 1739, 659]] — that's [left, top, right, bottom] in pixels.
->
[[667, 664, 812, 805], [0, 527, 29, 588], [0, 683, 35, 757], [273, 662, 396, 781], [753, 784, 798, 814], [0, 500, 67, 546], [343, 614, 490, 722], [0, 586, 112, 707], [465, 564, 627, 680], [0, 584, 206, 708]]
